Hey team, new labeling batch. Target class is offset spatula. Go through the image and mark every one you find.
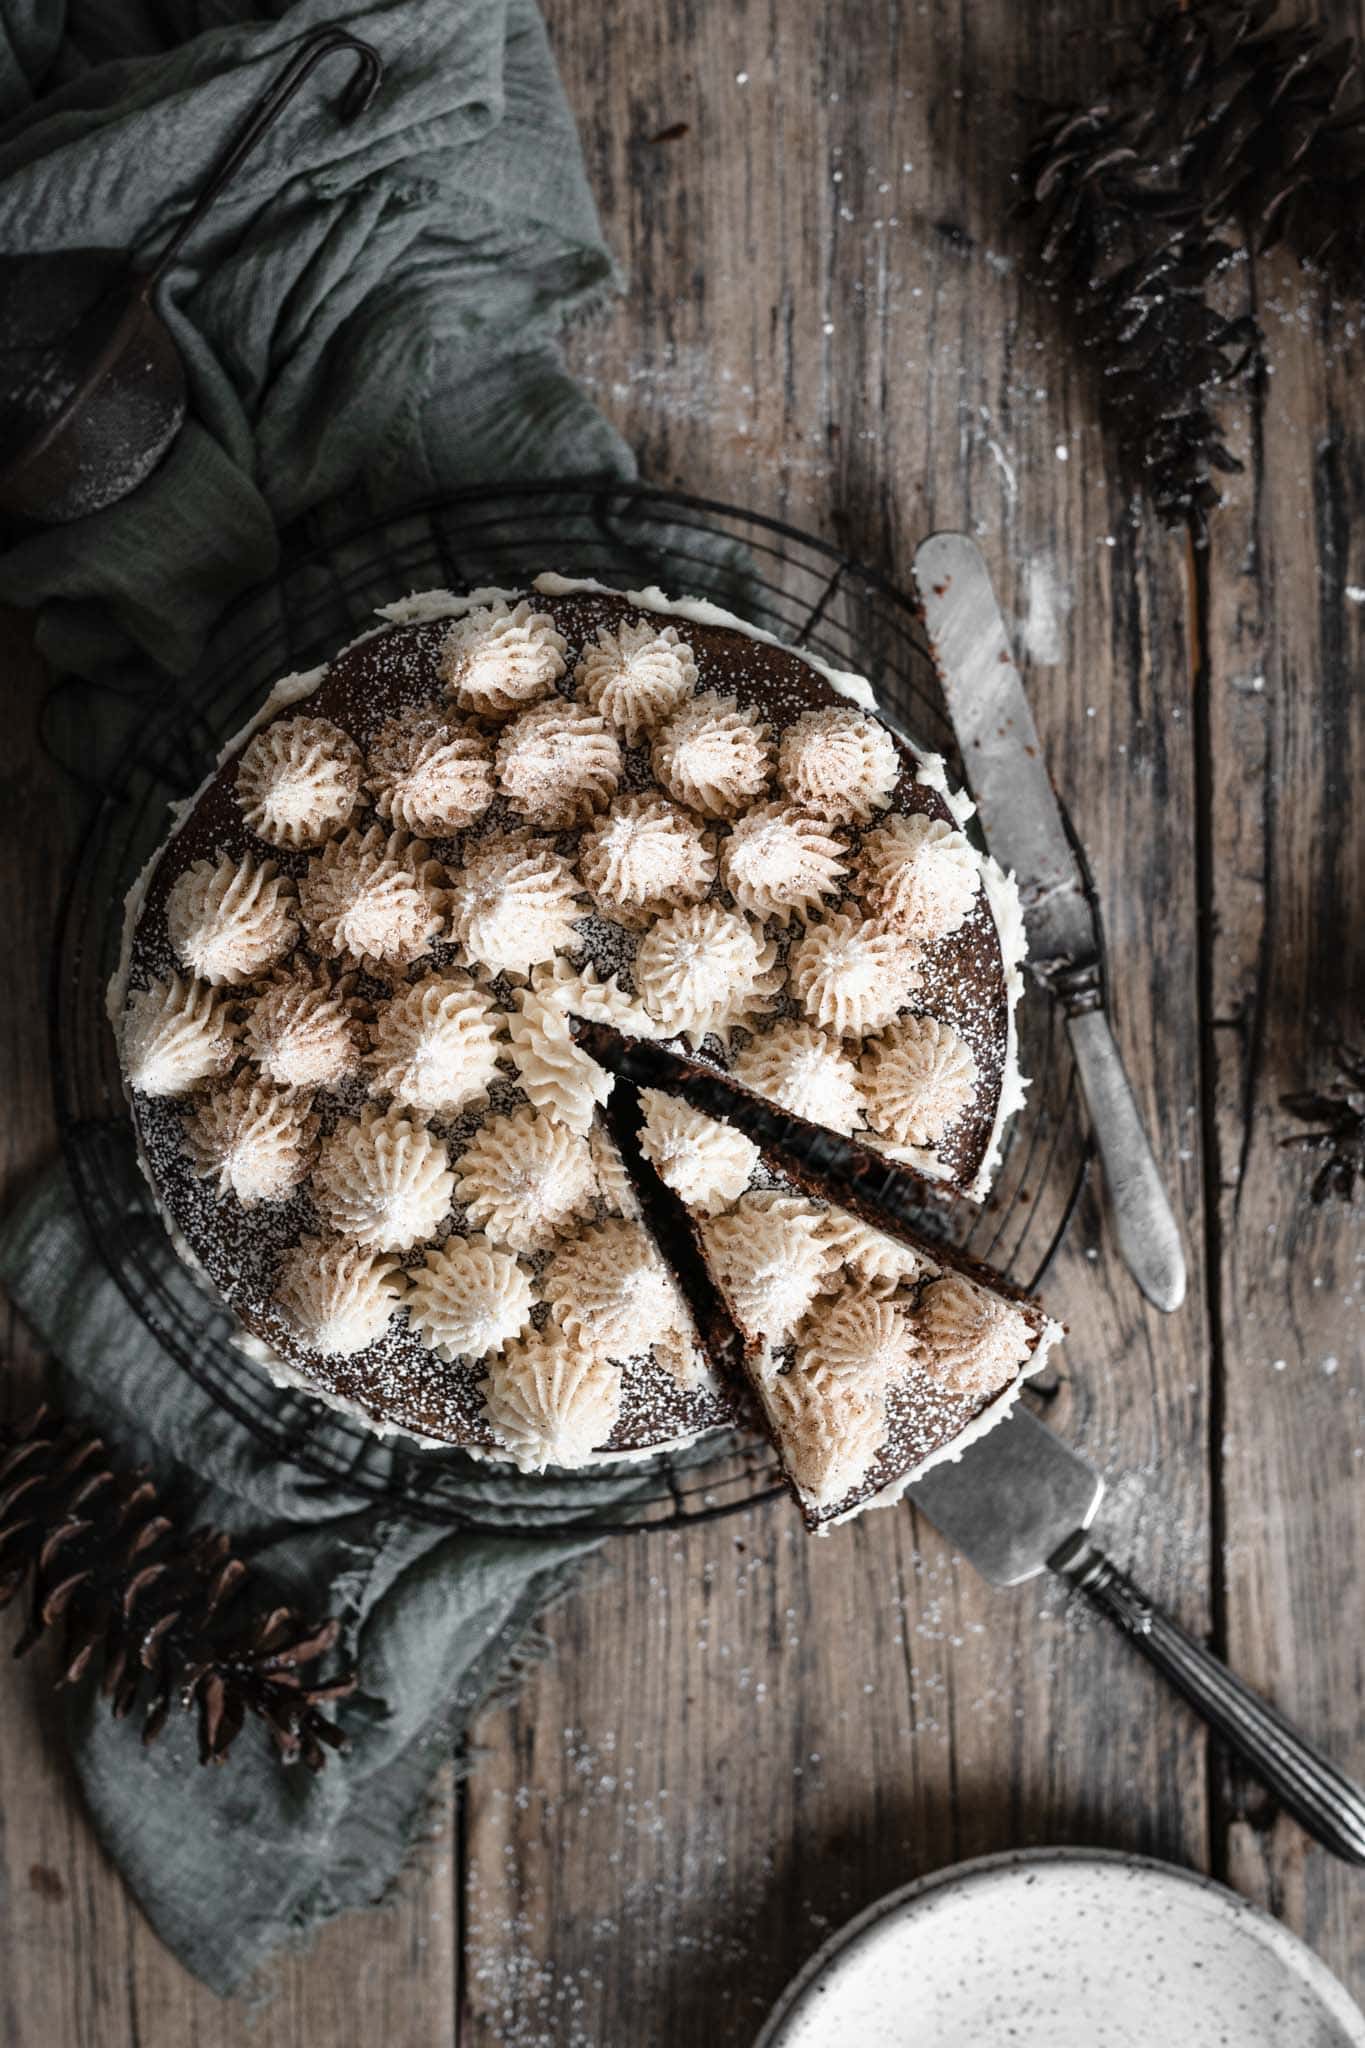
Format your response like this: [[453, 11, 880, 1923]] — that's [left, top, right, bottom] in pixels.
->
[[908, 1407, 1365, 1866], [913, 533, 1187, 1314]]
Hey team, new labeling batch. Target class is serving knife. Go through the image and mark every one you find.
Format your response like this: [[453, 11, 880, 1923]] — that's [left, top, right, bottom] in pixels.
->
[[912, 532, 1187, 1314], [908, 1406, 1365, 1866]]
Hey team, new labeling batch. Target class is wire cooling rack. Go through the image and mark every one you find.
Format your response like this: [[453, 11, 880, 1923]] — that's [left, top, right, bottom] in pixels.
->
[[50, 481, 1094, 1534]]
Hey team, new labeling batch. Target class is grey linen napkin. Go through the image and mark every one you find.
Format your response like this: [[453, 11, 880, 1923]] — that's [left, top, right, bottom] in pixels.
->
[[0, 0, 653, 1998]]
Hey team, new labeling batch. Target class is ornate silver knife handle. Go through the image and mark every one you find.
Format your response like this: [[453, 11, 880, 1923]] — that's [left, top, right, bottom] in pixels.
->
[[1050, 959, 1188, 1314], [1053, 1536, 1365, 1866]]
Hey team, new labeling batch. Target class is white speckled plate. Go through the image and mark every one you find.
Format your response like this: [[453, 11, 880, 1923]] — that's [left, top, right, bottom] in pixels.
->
[[754, 1849, 1365, 2048]]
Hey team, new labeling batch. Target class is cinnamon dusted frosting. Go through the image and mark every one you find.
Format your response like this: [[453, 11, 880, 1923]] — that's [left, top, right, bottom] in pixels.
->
[[166, 855, 298, 987], [777, 704, 899, 823], [652, 690, 773, 817], [299, 828, 445, 973], [636, 1088, 760, 1213], [114, 573, 1040, 1496], [494, 697, 623, 828], [574, 617, 697, 740], [718, 803, 846, 923], [447, 830, 584, 978], [236, 716, 363, 849], [440, 599, 567, 717], [861, 1013, 979, 1151], [365, 706, 495, 835], [121, 974, 239, 1098], [483, 1329, 623, 1472], [788, 911, 922, 1039], [578, 794, 715, 926], [733, 1020, 864, 1135], [405, 1235, 534, 1364]]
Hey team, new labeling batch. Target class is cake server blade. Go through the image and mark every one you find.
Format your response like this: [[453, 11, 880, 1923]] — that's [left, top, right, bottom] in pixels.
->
[[912, 531, 1187, 1315], [905, 1405, 1101, 1586], [906, 1407, 1365, 1866]]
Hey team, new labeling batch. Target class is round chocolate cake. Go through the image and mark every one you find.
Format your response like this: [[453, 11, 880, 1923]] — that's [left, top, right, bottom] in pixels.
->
[[111, 576, 1029, 1481]]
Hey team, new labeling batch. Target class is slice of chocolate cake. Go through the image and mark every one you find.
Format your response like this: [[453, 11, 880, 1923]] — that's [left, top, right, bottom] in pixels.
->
[[573, 1023, 1063, 1530], [110, 574, 1033, 1498]]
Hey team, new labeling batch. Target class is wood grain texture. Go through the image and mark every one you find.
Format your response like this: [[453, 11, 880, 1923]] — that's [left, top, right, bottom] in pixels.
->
[[1201, 169, 1365, 2000], [0, 0, 1359, 2037]]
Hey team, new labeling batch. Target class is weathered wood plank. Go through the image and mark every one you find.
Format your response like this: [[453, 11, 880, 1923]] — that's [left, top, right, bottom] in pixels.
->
[[0, 615, 459, 2045], [1203, 203, 1365, 1995], [459, 4, 1214, 2040]]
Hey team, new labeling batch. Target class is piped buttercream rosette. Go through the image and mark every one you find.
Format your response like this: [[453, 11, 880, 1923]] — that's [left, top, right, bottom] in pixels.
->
[[589, 1120, 641, 1220], [859, 812, 979, 942], [733, 1020, 864, 1135], [452, 1105, 597, 1252], [813, 1208, 924, 1293], [181, 1075, 318, 1207], [366, 972, 503, 1118], [235, 715, 362, 849], [494, 697, 623, 828], [794, 1284, 920, 1392], [440, 599, 568, 717], [482, 1328, 622, 1471], [245, 964, 365, 1091], [703, 1191, 830, 1345], [365, 706, 494, 835], [762, 1368, 886, 1510], [573, 617, 698, 741], [121, 974, 239, 1098], [312, 1103, 455, 1253], [861, 1013, 978, 1149], [577, 795, 715, 928], [651, 690, 773, 818], [299, 828, 446, 973], [166, 855, 298, 987], [718, 803, 846, 923], [636, 1089, 758, 1213], [447, 831, 584, 978], [272, 1236, 404, 1357], [505, 985, 614, 1134], [405, 1234, 535, 1363], [634, 903, 781, 1046], [777, 705, 899, 824], [788, 911, 922, 1038], [912, 1271, 1033, 1399], [540, 1219, 687, 1359]]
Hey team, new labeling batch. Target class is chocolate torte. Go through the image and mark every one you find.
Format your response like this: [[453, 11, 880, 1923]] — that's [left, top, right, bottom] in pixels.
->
[[111, 574, 1055, 1519]]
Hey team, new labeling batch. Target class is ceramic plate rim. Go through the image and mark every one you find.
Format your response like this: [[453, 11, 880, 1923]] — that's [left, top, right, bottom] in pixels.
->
[[753, 1846, 1365, 2048]]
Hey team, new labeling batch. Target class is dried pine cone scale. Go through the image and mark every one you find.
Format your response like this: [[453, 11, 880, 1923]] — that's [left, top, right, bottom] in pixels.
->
[[0, 1402, 355, 1772], [1281, 1044, 1365, 1204]]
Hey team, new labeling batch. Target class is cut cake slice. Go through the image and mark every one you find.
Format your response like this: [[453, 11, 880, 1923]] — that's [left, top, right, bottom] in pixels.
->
[[575, 1021, 1064, 1531]]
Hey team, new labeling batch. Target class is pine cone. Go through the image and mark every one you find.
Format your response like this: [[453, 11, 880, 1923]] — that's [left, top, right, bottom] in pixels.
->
[[1019, 100, 1255, 538], [1140, 2, 1365, 277], [0, 1405, 355, 1770], [1017, 2, 1365, 534], [1281, 1045, 1365, 1205]]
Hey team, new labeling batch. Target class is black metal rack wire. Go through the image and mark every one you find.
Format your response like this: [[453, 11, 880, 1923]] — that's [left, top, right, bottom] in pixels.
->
[[49, 480, 1094, 1534]]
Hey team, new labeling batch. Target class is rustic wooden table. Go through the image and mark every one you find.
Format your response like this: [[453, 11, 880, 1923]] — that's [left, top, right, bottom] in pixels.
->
[[2, 3, 1362, 2042]]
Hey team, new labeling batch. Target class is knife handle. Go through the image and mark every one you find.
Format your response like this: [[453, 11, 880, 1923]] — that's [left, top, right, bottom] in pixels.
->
[[1062, 998, 1187, 1313], [1054, 1540, 1365, 1867]]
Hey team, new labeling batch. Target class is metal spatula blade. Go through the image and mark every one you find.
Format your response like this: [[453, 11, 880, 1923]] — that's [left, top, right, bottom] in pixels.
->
[[906, 1407, 1101, 1586], [905, 1407, 1365, 1865]]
